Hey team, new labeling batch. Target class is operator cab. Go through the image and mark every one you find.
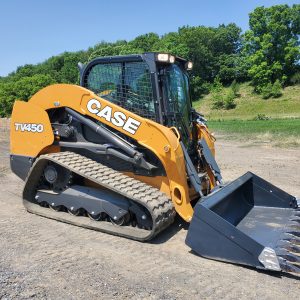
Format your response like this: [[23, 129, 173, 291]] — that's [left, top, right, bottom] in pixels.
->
[[79, 52, 194, 144]]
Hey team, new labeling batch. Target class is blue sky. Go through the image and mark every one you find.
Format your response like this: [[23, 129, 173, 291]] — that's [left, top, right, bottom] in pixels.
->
[[0, 0, 298, 76]]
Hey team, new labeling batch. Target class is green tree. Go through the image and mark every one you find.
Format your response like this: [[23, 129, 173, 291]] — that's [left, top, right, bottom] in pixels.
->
[[190, 76, 210, 100], [59, 51, 89, 83], [224, 89, 236, 109], [129, 33, 160, 52], [211, 77, 237, 110], [0, 74, 56, 116], [243, 4, 300, 92], [172, 24, 243, 96], [230, 79, 240, 97], [159, 32, 189, 58], [211, 77, 225, 109], [272, 79, 283, 98], [0, 81, 15, 117], [261, 82, 273, 99]]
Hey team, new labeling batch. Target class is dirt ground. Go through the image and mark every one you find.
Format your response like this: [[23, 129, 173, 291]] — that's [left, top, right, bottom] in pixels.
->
[[0, 132, 299, 300]]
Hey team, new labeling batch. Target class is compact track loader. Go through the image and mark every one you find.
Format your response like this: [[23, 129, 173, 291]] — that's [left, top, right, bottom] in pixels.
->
[[10, 53, 300, 273]]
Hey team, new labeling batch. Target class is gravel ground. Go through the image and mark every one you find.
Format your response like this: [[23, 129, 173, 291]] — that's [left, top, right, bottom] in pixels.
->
[[0, 132, 299, 300]]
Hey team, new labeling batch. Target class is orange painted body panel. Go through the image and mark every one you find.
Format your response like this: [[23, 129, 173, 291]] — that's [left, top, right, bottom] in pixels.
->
[[10, 101, 54, 156], [11, 84, 195, 221], [196, 123, 216, 157]]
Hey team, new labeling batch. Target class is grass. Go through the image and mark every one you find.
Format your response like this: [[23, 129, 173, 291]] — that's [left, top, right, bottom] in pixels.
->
[[193, 83, 300, 120], [208, 119, 300, 147], [208, 118, 300, 136], [193, 83, 300, 147]]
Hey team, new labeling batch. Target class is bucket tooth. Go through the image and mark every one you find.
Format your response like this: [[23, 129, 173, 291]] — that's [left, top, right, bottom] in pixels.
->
[[279, 258, 300, 273], [287, 231, 300, 238], [291, 239, 300, 246], [278, 252, 300, 264], [291, 218, 300, 224], [278, 243, 300, 254], [290, 245, 300, 254], [288, 221, 300, 228], [282, 234, 300, 246]]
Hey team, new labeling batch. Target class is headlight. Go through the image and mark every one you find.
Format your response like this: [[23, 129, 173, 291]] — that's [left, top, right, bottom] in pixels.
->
[[157, 53, 169, 62], [186, 61, 193, 70], [169, 55, 175, 63], [156, 53, 175, 63]]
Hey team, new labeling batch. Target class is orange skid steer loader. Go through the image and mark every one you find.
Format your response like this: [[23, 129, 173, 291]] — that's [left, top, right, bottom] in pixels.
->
[[10, 53, 300, 273]]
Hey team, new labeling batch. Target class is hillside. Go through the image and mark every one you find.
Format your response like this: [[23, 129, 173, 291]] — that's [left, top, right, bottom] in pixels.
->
[[194, 82, 300, 120], [193, 83, 300, 147]]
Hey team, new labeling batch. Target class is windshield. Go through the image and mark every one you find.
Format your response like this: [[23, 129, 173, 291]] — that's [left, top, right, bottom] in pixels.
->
[[164, 64, 192, 140]]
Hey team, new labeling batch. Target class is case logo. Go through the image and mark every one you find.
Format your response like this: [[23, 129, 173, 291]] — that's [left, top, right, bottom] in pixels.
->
[[15, 123, 44, 133], [86, 99, 141, 135]]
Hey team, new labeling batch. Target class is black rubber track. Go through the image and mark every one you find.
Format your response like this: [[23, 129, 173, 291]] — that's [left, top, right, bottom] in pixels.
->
[[23, 151, 176, 241]]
